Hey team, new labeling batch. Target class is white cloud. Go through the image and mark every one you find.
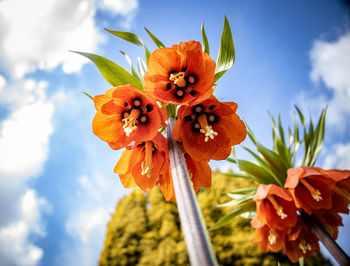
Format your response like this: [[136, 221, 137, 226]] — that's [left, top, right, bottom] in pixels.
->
[[0, 75, 6, 90], [0, 0, 99, 78], [301, 33, 350, 129], [0, 79, 54, 265], [99, 0, 139, 28], [323, 142, 350, 169], [0, 80, 54, 178], [63, 173, 123, 266], [0, 190, 51, 266]]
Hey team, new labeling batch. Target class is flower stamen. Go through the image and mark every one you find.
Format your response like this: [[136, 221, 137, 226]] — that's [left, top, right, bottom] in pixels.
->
[[197, 114, 218, 142], [298, 239, 312, 254], [169, 72, 186, 87], [300, 179, 323, 201], [267, 195, 288, 219], [268, 230, 277, 245], [141, 141, 154, 178], [122, 108, 140, 137]]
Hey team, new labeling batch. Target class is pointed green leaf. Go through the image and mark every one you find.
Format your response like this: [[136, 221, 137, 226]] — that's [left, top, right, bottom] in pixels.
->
[[220, 172, 254, 179], [295, 105, 305, 126], [144, 27, 165, 48], [210, 201, 255, 230], [217, 195, 254, 207], [83, 92, 93, 100], [105, 29, 150, 63], [71, 51, 143, 90], [228, 187, 257, 194], [226, 157, 237, 164], [201, 22, 210, 54], [214, 16, 235, 82], [278, 114, 285, 145], [137, 57, 147, 82], [237, 159, 277, 185], [120, 50, 141, 81]]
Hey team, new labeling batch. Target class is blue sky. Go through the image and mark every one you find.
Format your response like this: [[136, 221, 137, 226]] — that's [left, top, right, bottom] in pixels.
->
[[0, 0, 350, 265]]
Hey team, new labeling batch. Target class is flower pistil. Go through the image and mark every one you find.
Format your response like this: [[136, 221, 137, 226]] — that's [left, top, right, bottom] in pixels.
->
[[197, 114, 218, 142], [141, 141, 155, 178]]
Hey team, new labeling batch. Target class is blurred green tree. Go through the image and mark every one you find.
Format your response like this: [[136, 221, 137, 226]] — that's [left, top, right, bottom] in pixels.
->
[[99, 172, 331, 266]]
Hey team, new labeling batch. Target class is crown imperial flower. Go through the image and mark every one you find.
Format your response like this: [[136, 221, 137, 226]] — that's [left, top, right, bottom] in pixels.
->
[[173, 95, 246, 161], [144, 41, 216, 105], [92, 85, 167, 149]]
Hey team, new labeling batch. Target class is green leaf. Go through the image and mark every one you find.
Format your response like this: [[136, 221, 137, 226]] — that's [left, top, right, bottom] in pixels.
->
[[295, 105, 305, 126], [105, 29, 151, 63], [83, 92, 93, 100], [217, 195, 254, 207], [228, 187, 257, 194], [237, 159, 277, 185], [137, 57, 147, 82], [144, 27, 165, 48], [119, 50, 141, 81], [210, 201, 255, 230], [220, 172, 254, 179], [201, 22, 210, 54], [278, 114, 285, 145], [71, 51, 143, 90], [226, 157, 237, 164], [214, 16, 235, 82]]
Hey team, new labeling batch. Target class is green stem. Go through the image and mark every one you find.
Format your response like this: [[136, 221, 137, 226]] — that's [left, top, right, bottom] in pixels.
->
[[167, 117, 218, 266]]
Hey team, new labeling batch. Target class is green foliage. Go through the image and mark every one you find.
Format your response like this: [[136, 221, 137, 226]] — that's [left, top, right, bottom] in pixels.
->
[[215, 107, 328, 231], [144, 28, 165, 48], [99, 173, 329, 265], [215, 16, 235, 82], [71, 51, 143, 90], [201, 22, 210, 54], [105, 29, 151, 63]]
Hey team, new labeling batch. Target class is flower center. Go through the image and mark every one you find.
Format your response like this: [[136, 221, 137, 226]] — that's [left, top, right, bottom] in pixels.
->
[[298, 239, 312, 254], [300, 179, 323, 202], [122, 108, 140, 137], [197, 114, 218, 142], [169, 71, 186, 88], [268, 230, 277, 245], [267, 195, 287, 219], [141, 141, 154, 178]]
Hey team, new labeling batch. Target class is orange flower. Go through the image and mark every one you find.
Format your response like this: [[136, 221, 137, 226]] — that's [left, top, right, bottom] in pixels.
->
[[144, 41, 215, 105], [313, 209, 343, 239], [92, 85, 167, 149], [285, 167, 336, 214], [253, 184, 298, 231], [284, 219, 319, 263], [172, 96, 246, 161], [252, 223, 287, 253], [114, 133, 168, 192], [185, 153, 212, 192]]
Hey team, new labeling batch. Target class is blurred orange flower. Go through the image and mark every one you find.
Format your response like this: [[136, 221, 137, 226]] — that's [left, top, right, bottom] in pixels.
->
[[172, 96, 246, 161], [144, 41, 215, 105], [285, 219, 319, 263], [252, 223, 287, 253], [253, 184, 298, 231], [114, 133, 168, 192], [285, 167, 336, 214], [92, 85, 166, 149]]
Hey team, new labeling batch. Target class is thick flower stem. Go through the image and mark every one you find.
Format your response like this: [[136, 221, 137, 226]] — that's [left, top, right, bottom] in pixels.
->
[[301, 211, 350, 265], [167, 117, 218, 266]]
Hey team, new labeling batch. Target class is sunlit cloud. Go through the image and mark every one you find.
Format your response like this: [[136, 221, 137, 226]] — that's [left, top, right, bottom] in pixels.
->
[[0, 0, 99, 78]]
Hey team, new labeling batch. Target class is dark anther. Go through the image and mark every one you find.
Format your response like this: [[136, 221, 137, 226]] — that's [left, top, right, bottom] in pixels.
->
[[193, 104, 203, 114], [207, 113, 218, 124], [122, 111, 130, 119], [175, 89, 185, 98], [208, 105, 215, 110], [139, 115, 148, 124], [187, 74, 197, 84], [132, 98, 142, 108], [167, 83, 173, 90], [143, 104, 153, 113]]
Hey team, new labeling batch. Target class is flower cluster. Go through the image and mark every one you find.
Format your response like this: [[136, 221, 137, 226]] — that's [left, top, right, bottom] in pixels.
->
[[252, 167, 350, 263], [92, 41, 246, 201]]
